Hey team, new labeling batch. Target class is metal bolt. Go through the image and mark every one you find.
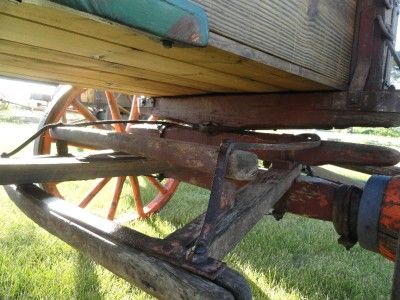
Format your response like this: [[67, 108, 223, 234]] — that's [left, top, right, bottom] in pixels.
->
[[186, 245, 209, 265], [162, 40, 174, 48]]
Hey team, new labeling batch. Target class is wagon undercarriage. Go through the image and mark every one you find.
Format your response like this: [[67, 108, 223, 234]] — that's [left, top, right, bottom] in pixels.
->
[[3, 123, 399, 299], [2, 0, 400, 299], [2, 86, 400, 299]]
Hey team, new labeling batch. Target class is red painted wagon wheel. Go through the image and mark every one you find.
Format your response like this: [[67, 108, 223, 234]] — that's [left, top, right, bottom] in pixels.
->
[[34, 85, 179, 221]]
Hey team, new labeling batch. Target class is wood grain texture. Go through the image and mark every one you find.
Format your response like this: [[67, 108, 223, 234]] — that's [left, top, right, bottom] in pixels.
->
[[0, 52, 204, 96], [192, 0, 357, 85], [0, 40, 233, 93], [0, 0, 348, 94]]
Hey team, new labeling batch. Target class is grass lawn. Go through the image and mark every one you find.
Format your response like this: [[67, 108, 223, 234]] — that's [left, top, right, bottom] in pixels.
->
[[0, 107, 395, 299]]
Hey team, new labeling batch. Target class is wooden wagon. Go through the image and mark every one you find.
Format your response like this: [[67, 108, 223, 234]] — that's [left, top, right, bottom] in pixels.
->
[[1, 0, 400, 298]]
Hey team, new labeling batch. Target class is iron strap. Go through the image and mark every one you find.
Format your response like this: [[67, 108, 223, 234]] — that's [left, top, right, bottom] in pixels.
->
[[188, 135, 321, 264], [357, 175, 391, 252]]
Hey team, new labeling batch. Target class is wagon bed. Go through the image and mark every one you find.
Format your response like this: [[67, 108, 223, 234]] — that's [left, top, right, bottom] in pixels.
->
[[0, 0, 357, 96]]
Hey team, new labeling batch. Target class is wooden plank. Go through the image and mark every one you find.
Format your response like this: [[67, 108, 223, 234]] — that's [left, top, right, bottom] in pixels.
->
[[0, 53, 205, 96], [0, 11, 279, 93], [0, 39, 234, 93], [50, 127, 259, 181], [0, 154, 170, 185], [192, 0, 357, 84], [207, 33, 340, 90], [4, 184, 235, 300], [0, 67, 141, 95], [0, 0, 340, 90]]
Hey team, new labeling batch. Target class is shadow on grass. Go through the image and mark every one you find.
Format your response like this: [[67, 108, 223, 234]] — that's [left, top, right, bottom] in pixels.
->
[[74, 254, 103, 300]]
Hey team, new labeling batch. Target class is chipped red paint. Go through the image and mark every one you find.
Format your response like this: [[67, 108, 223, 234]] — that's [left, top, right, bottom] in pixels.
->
[[378, 176, 400, 261], [277, 176, 338, 221]]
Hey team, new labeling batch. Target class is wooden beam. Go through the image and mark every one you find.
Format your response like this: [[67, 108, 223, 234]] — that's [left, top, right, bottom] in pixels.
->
[[128, 127, 400, 167], [144, 91, 400, 129], [167, 165, 301, 259], [50, 127, 259, 181], [4, 184, 237, 300], [0, 153, 169, 185]]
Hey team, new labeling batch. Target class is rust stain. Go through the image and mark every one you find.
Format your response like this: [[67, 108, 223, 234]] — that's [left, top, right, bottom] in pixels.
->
[[380, 177, 400, 229], [379, 242, 396, 261], [378, 177, 400, 260], [319, 196, 329, 207]]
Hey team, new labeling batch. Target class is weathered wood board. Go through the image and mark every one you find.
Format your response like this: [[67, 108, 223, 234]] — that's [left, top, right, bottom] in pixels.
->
[[192, 0, 357, 85], [0, 0, 356, 96]]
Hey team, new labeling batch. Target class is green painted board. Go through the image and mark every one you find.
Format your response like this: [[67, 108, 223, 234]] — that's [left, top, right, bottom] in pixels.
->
[[51, 0, 209, 46]]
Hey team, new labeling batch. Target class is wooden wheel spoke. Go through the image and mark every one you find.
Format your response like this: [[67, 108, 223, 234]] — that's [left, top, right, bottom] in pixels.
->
[[105, 91, 125, 132], [107, 176, 125, 220], [128, 176, 145, 218], [145, 176, 167, 194], [126, 95, 139, 131], [71, 99, 106, 129], [79, 177, 111, 208]]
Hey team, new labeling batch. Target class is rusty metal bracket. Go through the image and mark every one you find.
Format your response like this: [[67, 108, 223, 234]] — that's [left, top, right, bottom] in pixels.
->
[[187, 135, 321, 264]]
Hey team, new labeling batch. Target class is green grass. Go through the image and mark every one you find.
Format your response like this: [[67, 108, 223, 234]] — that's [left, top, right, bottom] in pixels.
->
[[351, 127, 400, 138], [0, 109, 395, 299]]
